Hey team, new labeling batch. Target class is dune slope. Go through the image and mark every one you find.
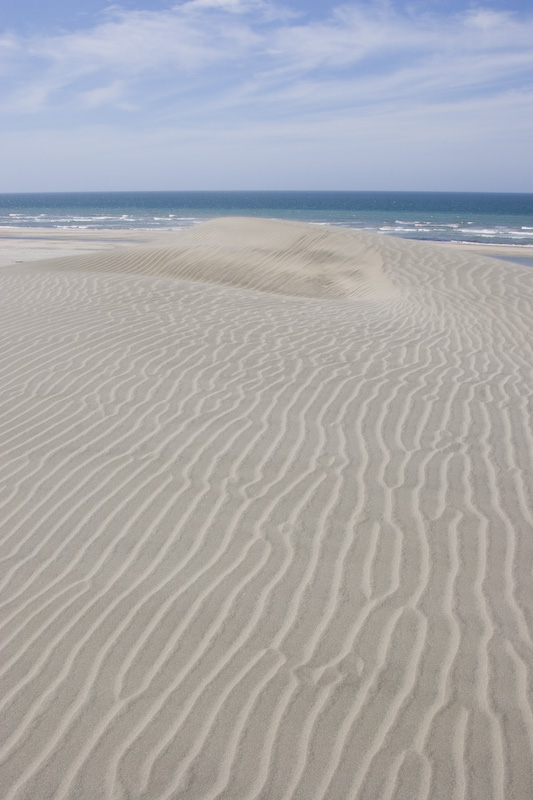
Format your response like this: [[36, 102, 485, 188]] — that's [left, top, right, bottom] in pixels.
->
[[0, 219, 532, 800], [27, 216, 397, 300]]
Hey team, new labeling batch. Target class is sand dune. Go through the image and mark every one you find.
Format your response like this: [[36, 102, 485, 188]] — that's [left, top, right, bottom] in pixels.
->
[[0, 219, 532, 800], [25, 217, 398, 300]]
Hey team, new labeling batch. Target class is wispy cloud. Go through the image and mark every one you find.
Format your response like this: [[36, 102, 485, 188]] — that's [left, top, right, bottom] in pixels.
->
[[81, 80, 136, 110], [1, 2, 532, 115], [0, 1, 532, 190]]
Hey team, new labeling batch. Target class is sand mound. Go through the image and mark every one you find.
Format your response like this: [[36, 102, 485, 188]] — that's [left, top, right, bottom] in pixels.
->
[[27, 217, 398, 300], [1, 223, 532, 800]]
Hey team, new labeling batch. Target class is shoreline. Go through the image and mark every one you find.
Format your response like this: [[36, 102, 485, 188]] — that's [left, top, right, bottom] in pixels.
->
[[436, 240, 533, 256]]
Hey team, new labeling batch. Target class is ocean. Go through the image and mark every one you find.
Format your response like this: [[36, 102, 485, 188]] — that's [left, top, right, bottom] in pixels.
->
[[1, 191, 533, 249]]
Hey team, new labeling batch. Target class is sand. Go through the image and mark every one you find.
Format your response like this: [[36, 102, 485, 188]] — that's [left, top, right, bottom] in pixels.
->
[[0, 228, 165, 269], [0, 218, 532, 800]]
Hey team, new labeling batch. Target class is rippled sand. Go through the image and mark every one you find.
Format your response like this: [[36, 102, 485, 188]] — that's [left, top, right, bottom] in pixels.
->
[[1, 218, 532, 800]]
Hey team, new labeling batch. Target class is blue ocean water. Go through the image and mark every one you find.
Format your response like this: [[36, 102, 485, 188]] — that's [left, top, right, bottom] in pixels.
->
[[1, 191, 533, 248]]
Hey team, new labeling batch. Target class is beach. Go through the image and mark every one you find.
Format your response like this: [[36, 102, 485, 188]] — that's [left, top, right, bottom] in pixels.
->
[[0, 218, 532, 799], [1, 225, 533, 270], [0, 228, 164, 269]]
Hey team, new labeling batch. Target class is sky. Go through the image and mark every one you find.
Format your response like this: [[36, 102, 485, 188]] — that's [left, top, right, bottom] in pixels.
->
[[1, 0, 532, 192]]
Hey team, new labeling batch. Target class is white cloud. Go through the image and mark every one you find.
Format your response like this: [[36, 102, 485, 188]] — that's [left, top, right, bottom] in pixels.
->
[[37, 9, 259, 73], [182, 0, 262, 11], [2, 2, 532, 115], [81, 80, 135, 110], [0, 2, 532, 190]]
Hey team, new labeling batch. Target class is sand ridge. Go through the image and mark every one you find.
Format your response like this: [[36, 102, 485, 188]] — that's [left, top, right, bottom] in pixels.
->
[[24, 217, 398, 300], [0, 219, 532, 800]]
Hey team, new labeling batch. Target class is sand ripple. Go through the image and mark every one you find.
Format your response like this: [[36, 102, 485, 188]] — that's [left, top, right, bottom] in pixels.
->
[[0, 219, 532, 799]]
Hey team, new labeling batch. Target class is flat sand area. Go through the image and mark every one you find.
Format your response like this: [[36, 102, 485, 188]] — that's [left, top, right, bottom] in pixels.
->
[[0, 219, 532, 800], [0, 227, 166, 268]]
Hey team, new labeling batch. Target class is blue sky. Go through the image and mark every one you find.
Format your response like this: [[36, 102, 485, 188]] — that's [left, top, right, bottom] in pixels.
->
[[1, 0, 532, 192]]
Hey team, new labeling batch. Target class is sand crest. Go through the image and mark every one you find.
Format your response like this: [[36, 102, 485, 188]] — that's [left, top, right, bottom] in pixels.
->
[[21, 217, 398, 300], [0, 219, 532, 800]]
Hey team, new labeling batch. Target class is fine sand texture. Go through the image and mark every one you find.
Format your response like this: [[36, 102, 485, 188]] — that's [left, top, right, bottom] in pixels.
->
[[0, 218, 532, 800], [0, 228, 165, 269]]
